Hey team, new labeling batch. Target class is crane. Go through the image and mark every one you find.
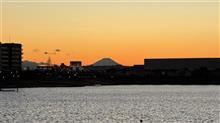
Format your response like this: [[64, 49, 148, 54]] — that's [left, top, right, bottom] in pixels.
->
[[44, 49, 61, 66]]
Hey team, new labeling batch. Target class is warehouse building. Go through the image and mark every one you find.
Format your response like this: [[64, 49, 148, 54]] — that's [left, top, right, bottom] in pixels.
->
[[144, 58, 220, 70]]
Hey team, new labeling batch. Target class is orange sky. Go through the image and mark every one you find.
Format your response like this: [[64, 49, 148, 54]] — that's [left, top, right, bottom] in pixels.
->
[[1, 0, 219, 66]]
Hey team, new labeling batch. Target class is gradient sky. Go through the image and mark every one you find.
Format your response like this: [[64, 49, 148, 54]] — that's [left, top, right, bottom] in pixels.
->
[[1, 0, 219, 65]]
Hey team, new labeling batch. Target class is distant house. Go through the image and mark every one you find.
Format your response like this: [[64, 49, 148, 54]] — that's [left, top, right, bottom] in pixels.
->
[[70, 61, 83, 71], [144, 58, 220, 70], [70, 61, 82, 67], [37, 65, 54, 70], [60, 63, 68, 69]]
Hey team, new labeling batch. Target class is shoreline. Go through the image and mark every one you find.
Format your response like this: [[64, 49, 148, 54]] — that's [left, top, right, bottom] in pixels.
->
[[0, 79, 220, 88]]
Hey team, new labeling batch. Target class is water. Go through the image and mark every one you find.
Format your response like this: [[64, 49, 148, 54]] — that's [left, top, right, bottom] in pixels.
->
[[0, 85, 219, 123]]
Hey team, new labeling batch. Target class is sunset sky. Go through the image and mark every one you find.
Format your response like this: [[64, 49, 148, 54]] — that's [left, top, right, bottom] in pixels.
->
[[1, 0, 219, 66]]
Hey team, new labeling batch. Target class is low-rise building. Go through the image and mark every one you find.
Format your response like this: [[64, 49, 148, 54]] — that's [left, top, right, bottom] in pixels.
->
[[70, 61, 82, 67], [70, 61, 83, 71]]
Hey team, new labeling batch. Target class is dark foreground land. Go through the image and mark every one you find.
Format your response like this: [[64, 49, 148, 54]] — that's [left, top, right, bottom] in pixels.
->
[[1, 67, 220, 88], [1, 76, 220, 88]]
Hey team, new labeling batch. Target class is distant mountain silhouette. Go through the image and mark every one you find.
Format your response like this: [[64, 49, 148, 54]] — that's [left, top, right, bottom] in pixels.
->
[[22, 60, 39, 70], [92, 58, 120, 66]]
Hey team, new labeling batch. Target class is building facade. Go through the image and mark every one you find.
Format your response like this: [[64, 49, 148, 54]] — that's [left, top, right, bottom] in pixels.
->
[[0, 43, 22, 72]]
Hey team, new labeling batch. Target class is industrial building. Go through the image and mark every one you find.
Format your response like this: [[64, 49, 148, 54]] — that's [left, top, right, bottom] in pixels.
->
[[144, 58, 220, 70], [0, 43, 22, 72]]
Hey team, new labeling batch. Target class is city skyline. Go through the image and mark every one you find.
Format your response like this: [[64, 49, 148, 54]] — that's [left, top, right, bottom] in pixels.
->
[[0, 0, 219, 65]]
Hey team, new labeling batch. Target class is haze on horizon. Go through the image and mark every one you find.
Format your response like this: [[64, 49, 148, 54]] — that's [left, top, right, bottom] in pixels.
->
[[1, 0, 219, 65]]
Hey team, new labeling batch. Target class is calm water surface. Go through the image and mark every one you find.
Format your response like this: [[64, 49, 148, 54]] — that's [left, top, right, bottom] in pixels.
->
[[0, 85, 219, 123]]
